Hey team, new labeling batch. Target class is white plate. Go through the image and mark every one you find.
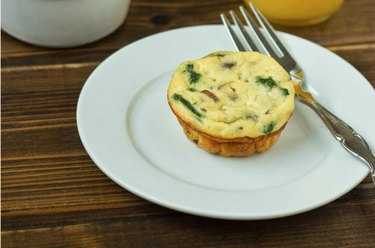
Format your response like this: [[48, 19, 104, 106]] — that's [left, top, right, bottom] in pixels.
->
[[77, 25, 374, 220]]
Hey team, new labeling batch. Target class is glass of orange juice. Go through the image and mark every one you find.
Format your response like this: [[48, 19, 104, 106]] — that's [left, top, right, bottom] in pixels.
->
[[245, 0, 344, 26]]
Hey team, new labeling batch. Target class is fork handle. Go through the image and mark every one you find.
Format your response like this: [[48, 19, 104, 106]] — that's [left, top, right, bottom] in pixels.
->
[[297, 94, 375, 187]]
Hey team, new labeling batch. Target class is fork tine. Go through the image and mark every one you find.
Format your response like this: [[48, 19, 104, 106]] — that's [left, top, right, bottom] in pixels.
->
[[239, 6, 278, 58], [220, 13, 246, 52], [229, 10, 259, 52], [248, 3, 294, 60]]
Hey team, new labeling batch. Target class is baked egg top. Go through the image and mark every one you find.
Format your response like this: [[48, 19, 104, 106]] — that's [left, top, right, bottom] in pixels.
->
[[167, 51, 295, 139]]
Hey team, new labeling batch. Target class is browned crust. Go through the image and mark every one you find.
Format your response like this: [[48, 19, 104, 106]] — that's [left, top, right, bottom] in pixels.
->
[[175, 116, 287, 157]]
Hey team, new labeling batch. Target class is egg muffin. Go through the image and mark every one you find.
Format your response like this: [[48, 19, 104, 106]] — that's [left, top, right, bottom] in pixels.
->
[[167, 51, 295, 157]]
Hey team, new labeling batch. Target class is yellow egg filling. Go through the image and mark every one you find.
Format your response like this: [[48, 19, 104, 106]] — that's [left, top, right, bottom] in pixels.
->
[[168, 51, 295, 139]]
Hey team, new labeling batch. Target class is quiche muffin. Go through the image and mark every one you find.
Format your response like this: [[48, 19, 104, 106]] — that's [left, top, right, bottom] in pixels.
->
[[167, 51, 295, 156]]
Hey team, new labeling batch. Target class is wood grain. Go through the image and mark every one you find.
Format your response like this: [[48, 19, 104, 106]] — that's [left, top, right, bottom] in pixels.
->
[[2, 0, 375, 66], [2, 0, 375, 247]]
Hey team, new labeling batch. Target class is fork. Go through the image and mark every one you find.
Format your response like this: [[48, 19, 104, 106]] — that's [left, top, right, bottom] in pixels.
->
[[221, 3, 375, 187]]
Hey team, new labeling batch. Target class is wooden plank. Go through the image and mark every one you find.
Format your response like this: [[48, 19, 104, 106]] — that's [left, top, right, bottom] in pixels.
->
[[2, 0, 374, 57], [2, 191, 375, 248], [1, 49, 106, 68], [1, 44, 374, 89]]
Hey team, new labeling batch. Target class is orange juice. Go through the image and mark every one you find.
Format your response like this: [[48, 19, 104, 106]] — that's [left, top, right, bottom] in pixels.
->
[[246, 0, 344, 26]]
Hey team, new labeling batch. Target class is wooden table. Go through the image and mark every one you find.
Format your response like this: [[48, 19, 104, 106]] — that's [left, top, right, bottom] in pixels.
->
[[2, 0, 375, 247]]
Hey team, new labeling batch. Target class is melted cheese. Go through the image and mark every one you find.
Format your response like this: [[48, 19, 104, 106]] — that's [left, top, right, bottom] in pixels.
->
[[168, 51, 295, 139]]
